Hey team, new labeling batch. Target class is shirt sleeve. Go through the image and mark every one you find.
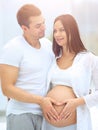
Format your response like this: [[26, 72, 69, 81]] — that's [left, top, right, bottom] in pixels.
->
[[84, 53, 98, 108], [0, 43, 23, 67]]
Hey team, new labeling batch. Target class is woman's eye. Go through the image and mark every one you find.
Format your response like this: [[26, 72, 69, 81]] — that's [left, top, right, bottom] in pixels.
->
[[60, 28, 65, 32], [53, 28, 65, 34], [53, 30, 57, 33]]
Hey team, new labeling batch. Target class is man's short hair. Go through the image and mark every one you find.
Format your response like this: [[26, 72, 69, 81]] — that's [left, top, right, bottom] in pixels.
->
[[17, 4, 41, 27]]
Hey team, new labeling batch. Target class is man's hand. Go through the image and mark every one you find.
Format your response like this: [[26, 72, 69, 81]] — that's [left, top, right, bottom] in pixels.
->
[[40, 97, 60, 122]]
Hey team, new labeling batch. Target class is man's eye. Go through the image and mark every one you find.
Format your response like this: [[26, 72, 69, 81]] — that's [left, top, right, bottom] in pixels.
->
[[36, 25, 41, 28]]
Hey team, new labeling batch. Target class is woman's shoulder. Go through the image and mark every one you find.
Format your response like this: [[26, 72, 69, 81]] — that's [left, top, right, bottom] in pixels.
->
[[77, 51, 98, 67], [77, 51, 97, 59]]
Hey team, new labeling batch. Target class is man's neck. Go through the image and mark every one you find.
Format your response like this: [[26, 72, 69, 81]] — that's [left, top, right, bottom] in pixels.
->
[[23, 34, 40, 49]]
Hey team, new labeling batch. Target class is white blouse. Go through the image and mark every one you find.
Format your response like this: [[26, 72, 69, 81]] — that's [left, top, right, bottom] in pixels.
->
[[46, 51, 98, 130]]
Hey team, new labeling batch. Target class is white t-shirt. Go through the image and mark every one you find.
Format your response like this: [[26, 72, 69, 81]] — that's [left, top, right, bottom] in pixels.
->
[[0, 36, 54, 116]]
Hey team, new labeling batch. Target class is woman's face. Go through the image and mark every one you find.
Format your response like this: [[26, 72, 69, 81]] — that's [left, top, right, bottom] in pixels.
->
[[53, 20, 67, 47]]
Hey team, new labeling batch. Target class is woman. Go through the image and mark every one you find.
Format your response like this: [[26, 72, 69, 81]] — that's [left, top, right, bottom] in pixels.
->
[[42, 14, 98, 130]]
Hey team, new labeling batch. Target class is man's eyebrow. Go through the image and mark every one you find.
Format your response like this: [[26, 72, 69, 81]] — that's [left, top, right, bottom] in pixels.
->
[[35, 21, 45, 26]]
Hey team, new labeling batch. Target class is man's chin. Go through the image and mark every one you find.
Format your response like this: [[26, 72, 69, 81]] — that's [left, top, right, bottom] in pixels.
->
[[39, 34, 45, 38]]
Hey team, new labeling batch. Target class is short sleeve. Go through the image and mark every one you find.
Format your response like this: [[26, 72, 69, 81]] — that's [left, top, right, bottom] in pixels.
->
[[0, 42, 23, 67]]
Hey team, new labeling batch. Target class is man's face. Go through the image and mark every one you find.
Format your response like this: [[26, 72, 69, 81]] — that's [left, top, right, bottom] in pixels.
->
[[23, 15, 45, 40]]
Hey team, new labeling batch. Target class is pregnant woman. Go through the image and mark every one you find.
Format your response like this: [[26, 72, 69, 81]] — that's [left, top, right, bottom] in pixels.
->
[[42, 14, 98, 130]]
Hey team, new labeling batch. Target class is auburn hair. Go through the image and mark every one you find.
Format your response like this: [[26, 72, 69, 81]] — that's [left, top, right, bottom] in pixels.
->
[[53, 14, 87, 57]]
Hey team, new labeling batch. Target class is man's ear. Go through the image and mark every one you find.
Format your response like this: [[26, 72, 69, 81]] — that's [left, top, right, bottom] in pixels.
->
[[21, 25, 28, 32]]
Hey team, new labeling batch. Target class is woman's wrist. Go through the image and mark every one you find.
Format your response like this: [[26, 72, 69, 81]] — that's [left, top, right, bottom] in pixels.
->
[[75, 97, 85, 107]]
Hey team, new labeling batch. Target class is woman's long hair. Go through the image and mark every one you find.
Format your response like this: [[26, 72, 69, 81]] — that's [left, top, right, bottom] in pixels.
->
[[53, 14, 87, 57]]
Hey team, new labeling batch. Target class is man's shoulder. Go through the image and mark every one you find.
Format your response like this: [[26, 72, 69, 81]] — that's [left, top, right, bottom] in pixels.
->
[[4, 36, 23, 49]]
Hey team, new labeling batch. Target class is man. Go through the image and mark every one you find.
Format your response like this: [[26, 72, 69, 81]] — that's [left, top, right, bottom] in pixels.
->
[[0, 4, 58, 130]]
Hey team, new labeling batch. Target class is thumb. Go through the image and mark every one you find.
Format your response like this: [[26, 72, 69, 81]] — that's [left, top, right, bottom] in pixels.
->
[[51, 99, 64, 106], [59, 100, 67, 105], [51, 99, 58, 104]]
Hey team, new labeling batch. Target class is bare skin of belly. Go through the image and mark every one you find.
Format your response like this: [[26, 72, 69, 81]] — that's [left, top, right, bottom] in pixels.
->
[[46, 85, 76, 127]]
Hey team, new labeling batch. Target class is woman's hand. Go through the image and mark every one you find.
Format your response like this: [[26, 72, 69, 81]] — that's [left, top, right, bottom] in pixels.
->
[[59, 97, 85, 120], [59, 98, 77, 120]]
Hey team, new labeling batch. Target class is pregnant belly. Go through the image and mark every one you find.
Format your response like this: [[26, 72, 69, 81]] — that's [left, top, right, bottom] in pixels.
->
[[46, 85, 76, 127]]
